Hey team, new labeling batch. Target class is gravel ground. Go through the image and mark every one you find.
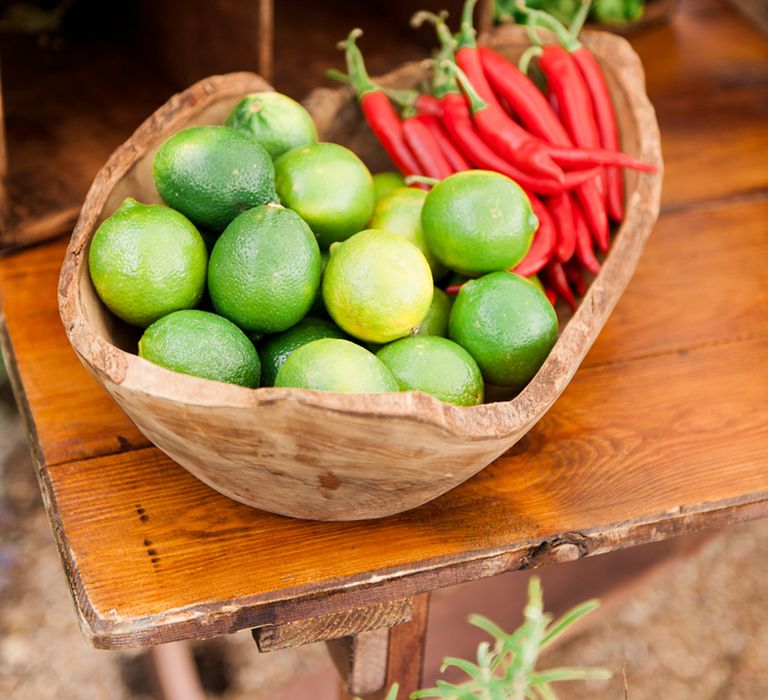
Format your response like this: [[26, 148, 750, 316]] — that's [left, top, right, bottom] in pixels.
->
[[0, 377, 766, 699]]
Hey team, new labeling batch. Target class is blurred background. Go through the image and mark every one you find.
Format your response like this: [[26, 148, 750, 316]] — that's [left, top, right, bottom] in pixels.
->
[[1, 0, 767, 697]]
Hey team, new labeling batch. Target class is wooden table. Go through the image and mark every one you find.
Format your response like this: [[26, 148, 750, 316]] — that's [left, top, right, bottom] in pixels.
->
[[1, 0, 766, 697]]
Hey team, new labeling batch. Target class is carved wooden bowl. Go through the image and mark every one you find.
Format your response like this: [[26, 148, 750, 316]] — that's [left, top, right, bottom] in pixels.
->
[[58, 26, 662, 521]]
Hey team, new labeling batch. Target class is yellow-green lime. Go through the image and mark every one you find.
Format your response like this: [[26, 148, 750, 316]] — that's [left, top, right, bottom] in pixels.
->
[[259, 317, 347, 387], [225, 91, 317, 160], [373, 171, 405, 201], [322, 229, 433, 344], [153, 125, 276, 231], [415, 287, 451, 337], [208, 204, 321, 333], [449, 272, 557, 389], [370, 186, 447, 280], [138, 310, 260, 387], [421, 170, 538, 275], [377, 336, 483, 406], [88, 198, 207, 327], [275, 338, 398, 393], [275, 142, 374, 248]]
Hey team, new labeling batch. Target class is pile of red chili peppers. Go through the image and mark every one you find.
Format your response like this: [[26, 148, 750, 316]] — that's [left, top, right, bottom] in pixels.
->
[[336, 0, 657, 309]]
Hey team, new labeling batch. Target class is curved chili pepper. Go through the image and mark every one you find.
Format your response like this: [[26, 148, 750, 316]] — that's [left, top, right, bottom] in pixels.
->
[[455, 0, 504, 109], [546, 192, 576, 263], [543, 260, 576, 310], [564, 259, 587, 297], [439, 92, 598, 194], [546, 144, 657, 172], [512, 194, 557, 277], [446, 60, 565, 183], [478, 44, 571, 146], [340, 30, 420, 176], [415, 114, 471, 172], [401, 114, 453, 180], [573, 199, 601, 275]]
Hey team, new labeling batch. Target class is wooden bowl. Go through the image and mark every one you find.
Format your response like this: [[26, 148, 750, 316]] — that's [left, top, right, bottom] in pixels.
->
[[58, 27, 662, 521]]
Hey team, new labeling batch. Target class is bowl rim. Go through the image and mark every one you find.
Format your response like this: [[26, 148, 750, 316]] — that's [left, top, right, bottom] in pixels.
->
[[58, 29, 663, 442]]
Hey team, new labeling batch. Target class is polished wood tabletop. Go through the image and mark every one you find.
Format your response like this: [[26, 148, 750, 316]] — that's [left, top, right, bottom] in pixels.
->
[[0, 0, 766, 652]]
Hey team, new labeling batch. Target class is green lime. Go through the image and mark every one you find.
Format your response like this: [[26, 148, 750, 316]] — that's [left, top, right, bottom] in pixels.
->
[[421, 170, 538, 275], [377, 336, 483, 406], [322, 229, 433, 344], [208, 204, 321, 333], [225, 91, 317, 160], [309, 250, 331, 317], [139, 310, 260, 387], [415, 287, 452, 337], [373, 171, 405, 201], [449, 272, 558, 389], [153, 125, 276, 231], [259, 317, 347, 387], [275, 142, 375, 248], [370, 186, 447, 280], [88, 198, 207, 327], [275, 338, 398, 393]]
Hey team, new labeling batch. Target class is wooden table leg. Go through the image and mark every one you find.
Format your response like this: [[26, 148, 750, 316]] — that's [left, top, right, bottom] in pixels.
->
[[336, 593, 430, 700], [150, 641, 206, 700]]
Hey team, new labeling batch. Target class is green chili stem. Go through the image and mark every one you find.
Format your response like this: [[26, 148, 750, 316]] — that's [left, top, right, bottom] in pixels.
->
[[518, 45, 543, 74], [569, 0, 592, 38], [442, 60, 487, 114], [337, 28, 378, 97], [457, 0, 479, 49]]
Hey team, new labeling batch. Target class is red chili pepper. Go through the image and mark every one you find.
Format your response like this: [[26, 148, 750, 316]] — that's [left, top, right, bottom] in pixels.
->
[[415, 114, 471, 172], [573, 199, 601, 275], [401, 114, 454, 180], [447, 60, 565, 183], [545, 287, 558, 306], [564, 260, 587, 297], [478, 44, 572, 146], [439, 92, 598, 195], [512, 193, 557, 277], [455, 0, 505, 110], [545, 144, 657, 172], [544, 261, 576, 310], [445, 282, 464, 296], [340, 30, 420, 176], [545, 192, 576, 263]]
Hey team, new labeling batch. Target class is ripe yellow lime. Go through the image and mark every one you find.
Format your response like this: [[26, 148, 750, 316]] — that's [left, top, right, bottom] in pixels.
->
[[421, 170, 538, 275], [370, 186, 447, 280], [207, 204, 321, 333], [275, 338, 398, 393], [88, 198, 207, 327], [377, 336, 484, 406], [322, 229, 433, 344], [274, 142, 375, 248], [139, 310, 260, 387], [449, 272, 558, 389]]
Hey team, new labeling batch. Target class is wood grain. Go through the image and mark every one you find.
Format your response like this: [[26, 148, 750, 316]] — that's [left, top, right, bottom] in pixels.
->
[[0, 0, 766, 653], [254, 598, 412, 652], [58, 29, 662, 521], [328, 629, 390, 696], [631, 0, 768, 210]]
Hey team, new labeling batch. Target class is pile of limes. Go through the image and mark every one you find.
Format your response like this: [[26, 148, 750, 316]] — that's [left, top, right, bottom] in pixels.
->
[[88, 90, 558, 406]]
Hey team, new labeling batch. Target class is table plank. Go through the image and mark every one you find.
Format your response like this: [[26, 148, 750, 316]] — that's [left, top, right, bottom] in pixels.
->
[[0, 243, 151, 465], [630, 0, 768, 210], [42, 335, 768, 648], [584, 198, 768, 368]]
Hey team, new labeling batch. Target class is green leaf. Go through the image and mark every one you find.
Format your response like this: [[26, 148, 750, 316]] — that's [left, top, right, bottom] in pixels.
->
[[532, 667, 613, 683], [386, 684, 400, 700], [532, 681, 558, 700], [540, 600, 600, 651], [440, 656, 484, 680], [468, 614, 509, 642]]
